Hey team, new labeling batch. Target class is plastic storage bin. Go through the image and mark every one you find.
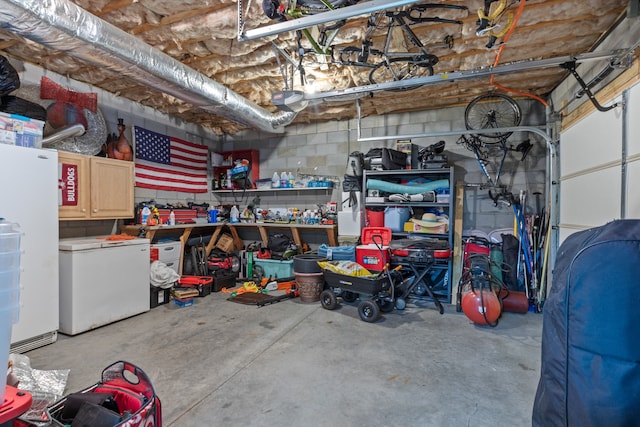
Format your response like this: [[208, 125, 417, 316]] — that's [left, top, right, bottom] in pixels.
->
[[150, 286, 171, 308], [0, 219, 21, 405], [150, 240, 182, 273], [254, 259, 294, 279]]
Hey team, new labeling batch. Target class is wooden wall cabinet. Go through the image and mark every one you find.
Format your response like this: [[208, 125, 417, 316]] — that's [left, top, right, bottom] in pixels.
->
[[58, 151, 134, 220]]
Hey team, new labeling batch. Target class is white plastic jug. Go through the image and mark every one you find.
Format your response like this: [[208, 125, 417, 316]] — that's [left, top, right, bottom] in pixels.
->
[[230, 205, 240, 223], [141, 206, 151, 224]]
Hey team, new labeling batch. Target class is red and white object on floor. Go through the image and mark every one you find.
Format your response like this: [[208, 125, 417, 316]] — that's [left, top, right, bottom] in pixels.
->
[[356, 227, 392, 272], [0, 386, 32, 424]]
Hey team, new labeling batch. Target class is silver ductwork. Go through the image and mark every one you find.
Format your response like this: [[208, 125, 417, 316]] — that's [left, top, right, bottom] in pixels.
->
[[0, 0, 296, 134]]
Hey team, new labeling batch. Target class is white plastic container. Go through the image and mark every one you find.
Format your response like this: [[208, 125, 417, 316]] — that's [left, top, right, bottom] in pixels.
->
[[0, 219, 21, 404], [0, 222, 21, 253], [0, 251, 20, 272], [0, 305, 13, 402], [141, 206, 151, 225], [230, 205, 240, 223]]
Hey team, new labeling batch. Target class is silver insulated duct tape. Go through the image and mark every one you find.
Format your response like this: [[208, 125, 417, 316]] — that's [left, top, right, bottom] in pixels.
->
[[0, 0, 296, 133]]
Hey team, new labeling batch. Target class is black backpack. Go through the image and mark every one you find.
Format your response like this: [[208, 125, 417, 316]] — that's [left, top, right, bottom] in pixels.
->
[[532, 220, 640, 426], [267, 233, 296, 260]]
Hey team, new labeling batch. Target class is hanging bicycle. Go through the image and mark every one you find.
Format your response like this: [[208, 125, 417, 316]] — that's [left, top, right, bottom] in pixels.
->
[[334, 3, 467, 88], [459, 92, 531, 205], [263, 0, 360, 55], [464, 92, 522, 141], [264, 0, 361, 91]]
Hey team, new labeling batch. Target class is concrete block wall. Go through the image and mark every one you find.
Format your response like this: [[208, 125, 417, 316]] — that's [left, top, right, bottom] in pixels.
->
[[19, 55, 548, 240], [54, 96, 547, 240], [227, 97, 548, 237]]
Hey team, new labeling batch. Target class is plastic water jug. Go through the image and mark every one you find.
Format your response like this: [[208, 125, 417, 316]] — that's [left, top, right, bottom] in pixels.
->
[[384, 206, 411, 232], [141, 206, 151, 225], [230, 205, 240, 223]]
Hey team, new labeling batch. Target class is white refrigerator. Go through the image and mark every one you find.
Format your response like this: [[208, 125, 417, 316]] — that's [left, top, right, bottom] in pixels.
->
[[0, 144, 60, 353], [58, 237, 150, 335]]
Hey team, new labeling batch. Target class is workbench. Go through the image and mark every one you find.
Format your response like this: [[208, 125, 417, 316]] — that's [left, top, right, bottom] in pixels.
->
[[120, 222, 338, 274]]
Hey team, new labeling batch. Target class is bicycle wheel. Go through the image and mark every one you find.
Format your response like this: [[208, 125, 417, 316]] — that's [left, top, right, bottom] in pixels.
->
[[464, 93, 521, 141], [368, 57, 436, 90]]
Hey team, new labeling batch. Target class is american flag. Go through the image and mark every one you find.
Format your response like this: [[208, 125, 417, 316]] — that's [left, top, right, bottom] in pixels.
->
[[134, 126, 209, 193]]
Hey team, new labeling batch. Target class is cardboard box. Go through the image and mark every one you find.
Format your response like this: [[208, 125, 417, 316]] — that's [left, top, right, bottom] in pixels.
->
[[215, 233, 235, 253], [404, 221, 448, 234]]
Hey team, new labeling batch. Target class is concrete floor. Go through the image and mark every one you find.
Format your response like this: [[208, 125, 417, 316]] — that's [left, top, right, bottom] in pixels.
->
[[23, 292, 542, 426]]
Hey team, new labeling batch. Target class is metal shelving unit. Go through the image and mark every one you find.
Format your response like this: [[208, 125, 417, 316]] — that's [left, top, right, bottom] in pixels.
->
[[363, 167, 454, 302]]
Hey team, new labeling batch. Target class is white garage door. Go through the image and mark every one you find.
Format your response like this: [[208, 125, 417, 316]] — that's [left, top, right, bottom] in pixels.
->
[[558, 82, 640, 243]]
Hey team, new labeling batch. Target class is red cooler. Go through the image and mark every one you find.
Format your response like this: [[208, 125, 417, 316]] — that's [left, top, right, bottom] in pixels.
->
[[356, 227, 392, 272]]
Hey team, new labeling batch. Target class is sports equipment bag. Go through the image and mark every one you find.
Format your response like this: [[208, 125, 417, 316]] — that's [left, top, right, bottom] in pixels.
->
[[532, 220, 640, 426], [45, 361, 161, 427]]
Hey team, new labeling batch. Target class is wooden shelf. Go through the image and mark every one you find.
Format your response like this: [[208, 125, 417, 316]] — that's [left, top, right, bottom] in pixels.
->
[[120, 222, 338, 274]]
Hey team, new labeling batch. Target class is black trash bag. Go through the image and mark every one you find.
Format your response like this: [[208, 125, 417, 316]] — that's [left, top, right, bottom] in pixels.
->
[[0, 95, 47, 121], [500, 233, 520, 291], [0, 55, 20, 96]]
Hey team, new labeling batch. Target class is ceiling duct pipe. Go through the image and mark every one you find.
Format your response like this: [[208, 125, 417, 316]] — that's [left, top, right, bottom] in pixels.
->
[[0, 0, 296, 134]]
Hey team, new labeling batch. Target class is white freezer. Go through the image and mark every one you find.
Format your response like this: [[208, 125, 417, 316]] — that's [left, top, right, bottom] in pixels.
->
[[0, 144, 59, 353], [59, 236, 150, 335]]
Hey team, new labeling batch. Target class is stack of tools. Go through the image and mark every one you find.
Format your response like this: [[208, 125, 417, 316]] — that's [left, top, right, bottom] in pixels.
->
[[177, 276, 213, 297], [172, 287, 200, 307]]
